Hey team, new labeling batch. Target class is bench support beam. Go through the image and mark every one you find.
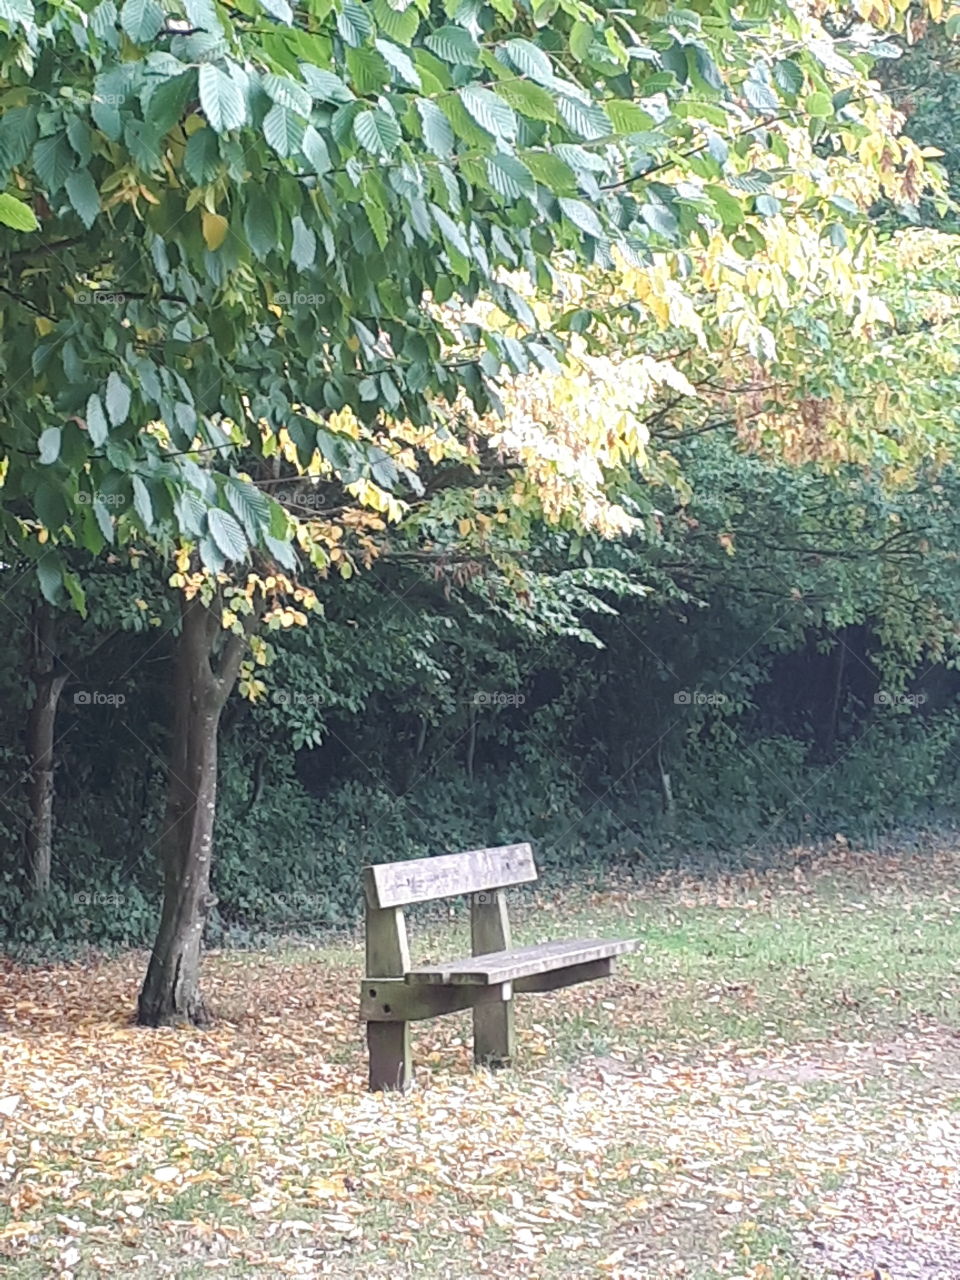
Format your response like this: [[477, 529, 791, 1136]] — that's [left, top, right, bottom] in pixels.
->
[[471, 889, 515, 1067], [360, 978, 511, 1022], [514, 957, 613, 994]]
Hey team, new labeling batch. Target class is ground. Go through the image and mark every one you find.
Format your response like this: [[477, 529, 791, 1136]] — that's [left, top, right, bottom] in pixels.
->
[[2, 843, 960, 1279]]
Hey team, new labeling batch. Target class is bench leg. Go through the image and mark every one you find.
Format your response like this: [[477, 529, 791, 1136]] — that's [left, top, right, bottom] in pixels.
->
[[474, 996, 515, 1068], [368, 1021, 411, 1091]]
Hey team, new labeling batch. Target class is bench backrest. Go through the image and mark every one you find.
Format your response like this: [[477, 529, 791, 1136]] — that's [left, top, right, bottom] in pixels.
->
[[363, 843, 536, 909]]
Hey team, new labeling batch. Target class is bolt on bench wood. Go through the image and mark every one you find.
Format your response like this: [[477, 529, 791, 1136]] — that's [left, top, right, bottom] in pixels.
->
[[360, 842, 638, 1090]]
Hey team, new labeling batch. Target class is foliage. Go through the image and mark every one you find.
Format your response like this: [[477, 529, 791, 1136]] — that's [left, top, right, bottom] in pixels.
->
[[0, 0, 944, 617], [5, 423, 960, 948]]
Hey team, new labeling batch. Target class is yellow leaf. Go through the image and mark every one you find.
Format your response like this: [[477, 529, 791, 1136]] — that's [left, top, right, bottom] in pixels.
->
[[201, 210, 229, 252]]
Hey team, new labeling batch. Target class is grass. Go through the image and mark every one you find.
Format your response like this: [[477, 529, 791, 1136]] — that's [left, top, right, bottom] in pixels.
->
[[2, 842, 960, 1278]]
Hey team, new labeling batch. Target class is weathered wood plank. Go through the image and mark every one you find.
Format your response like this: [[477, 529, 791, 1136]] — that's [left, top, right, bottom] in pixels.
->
[[367, 1022, 411, 1091], [360, 978, 511, 1022], [471, 888, 515, 1067], [365, 904, 410, 976], [407, 937, 637, 986], [513, 956, 613, 994], [364, 901, 412, 1091], [363, 843, 536, 909]]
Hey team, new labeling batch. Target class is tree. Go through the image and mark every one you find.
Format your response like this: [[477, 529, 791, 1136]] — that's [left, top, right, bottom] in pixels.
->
[[0, 0, 942, 1020]]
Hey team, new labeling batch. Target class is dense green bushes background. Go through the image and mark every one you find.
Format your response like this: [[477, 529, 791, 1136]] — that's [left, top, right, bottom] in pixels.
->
[[4, 429, 960, 954]]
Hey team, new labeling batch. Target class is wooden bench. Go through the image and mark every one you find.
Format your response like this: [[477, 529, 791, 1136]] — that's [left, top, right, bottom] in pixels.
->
[[359, 842, 637, 1090]]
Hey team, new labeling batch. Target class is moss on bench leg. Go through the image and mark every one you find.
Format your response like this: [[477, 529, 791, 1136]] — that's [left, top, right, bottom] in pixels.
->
[[368, 1021, 411, 1091]]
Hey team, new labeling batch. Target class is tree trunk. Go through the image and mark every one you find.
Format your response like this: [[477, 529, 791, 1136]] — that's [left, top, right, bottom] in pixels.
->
[[137, 594, 251, 1027], [25, 603, 67, 895]]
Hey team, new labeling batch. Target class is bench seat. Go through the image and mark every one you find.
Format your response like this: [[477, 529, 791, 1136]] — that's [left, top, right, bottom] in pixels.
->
[[407, 936, 637, 986]]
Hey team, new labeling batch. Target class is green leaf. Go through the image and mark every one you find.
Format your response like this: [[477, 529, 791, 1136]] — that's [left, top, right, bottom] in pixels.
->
[[829, 193, 859, 216], [524, 150, 577, 194], [147, 71, 196, 134], [459, 85, 517, 141], [38, 427, 61, 464], [36, 556, 63, 605], [300, 126, 332, 174], [175, 488, 207, 537], [199, 534, 225, 572], [607, 101, 655, 135], [0, 108, 38, 173], [641, 202, 678, 237], [375, 38, 420, 87], [426, 25, 481, 66], [63, 570, 87, 616], [33, 134, 75, 193], [184, 127, 221, 184], [243, 189, 278, 259], [336, 0, 372, 47], [743, 73, 778, 113], [300, 66, 354, 103], [569, 19, 592, 61], [755, 192, 780, 217], [183, 0, 219, 30], [559, 195, 604, 237], [131, 475, 153, 528], [120, 0, 164, 43], [373, 0, 418, 44], [208, 507, 249, 561], [290, 214, 316, 269], [773, 58, 804, 97], [264, 533, 297, 569], [556, 95, 611, 140], [806, 91, 832, 118], [125, 119, 164, 173], [345, 45, 389, 94], [704, 183, 742, 228], [225, 474, 271, 539], [0, 0, 33, 32], [260, 0, 293, 20], [354, 108, 401, 157], [106, 371, 131, 426], [264, 103, 305, 157], [494, 79, 556, 122], [486, 153, 536, 200], [417, 98, 454, 156], [0, 192, 37, 231], [93, 496, 115, 543], [262, 72, 313, 116], [431, 203, 470, 259], [199, 63, 247, 133], [503, 38, 554, 84], [86, 394, 109, 447], [64, 168, 99, 229]]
